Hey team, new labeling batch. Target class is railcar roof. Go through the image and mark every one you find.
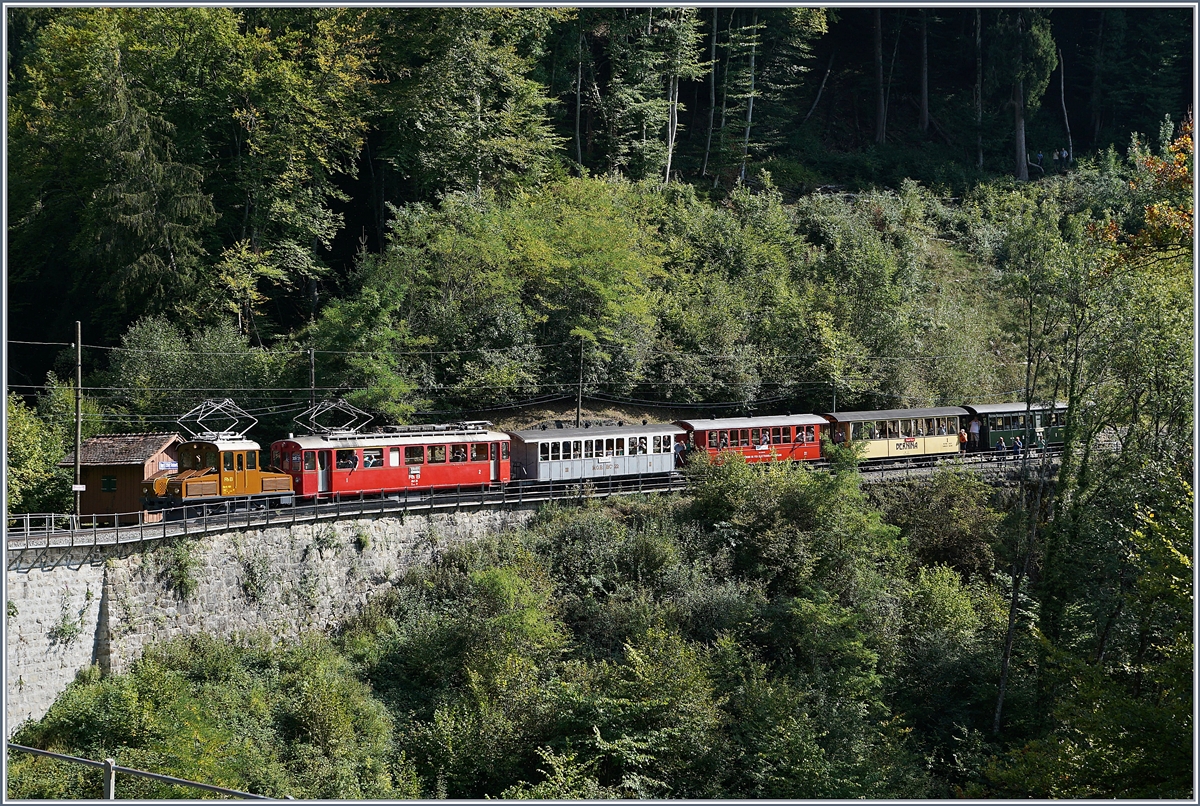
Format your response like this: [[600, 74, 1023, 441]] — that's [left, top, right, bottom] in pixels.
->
[[179, 439, 262, 452], [510, 424, 685, 441], [963, 402, 1067, 415], [675, 414, 827, 430], [821, 406, 969, 422], [277, 431, 510, 449]]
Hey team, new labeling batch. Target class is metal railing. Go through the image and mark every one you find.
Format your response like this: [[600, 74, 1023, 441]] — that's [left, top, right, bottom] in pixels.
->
[[7, 743, 278, 799], [5, 474, 689, 550], [5, 450, 1062, 550]]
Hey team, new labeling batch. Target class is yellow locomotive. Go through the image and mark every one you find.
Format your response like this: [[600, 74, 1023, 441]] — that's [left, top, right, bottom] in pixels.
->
[[141, 399, 292, 512]]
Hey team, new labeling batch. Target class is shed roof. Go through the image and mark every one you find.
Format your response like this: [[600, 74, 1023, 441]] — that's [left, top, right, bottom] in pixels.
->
[[59, 433, 181, 467]]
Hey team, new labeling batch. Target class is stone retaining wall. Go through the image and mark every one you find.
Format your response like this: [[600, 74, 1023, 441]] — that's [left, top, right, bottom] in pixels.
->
[[6, 507, 536, 734]]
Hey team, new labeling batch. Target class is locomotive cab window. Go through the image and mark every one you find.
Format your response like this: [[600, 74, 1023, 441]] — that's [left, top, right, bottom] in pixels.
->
[[271, 450, 281, 469], [236, 453, 244, 472], [224, 452, 234, 471], [428, 446, 446, 463], [304, 452, 316, 471], [501, 442, 509, 460], [247, 452, 257, 471]]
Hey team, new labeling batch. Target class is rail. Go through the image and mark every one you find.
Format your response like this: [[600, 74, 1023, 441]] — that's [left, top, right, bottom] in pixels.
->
[[7, 743, 278, 799], [5, 448, 1061, 551]]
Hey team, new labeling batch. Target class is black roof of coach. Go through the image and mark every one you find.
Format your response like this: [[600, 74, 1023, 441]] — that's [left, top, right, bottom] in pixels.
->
[[821, 406, 969, 423]]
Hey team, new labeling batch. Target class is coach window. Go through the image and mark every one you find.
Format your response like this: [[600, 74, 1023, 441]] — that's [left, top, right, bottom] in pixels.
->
[[948, 416, 959, 432], [428, 445, 446, 463], [224, 452, 234, 471], [389, 448, 401, 466], [304, 451, 316, 471], [337, 450, 358, 469], [540, 443, 550, 461], [247, 452, 257, 471], [872, 421, 885, 439], [584, 439, 594, 458], [501, 442, 509, 460], [404, 446, 424, 465], [804, 425, 815, 443], [550, 442, 561, 461], [572, 441, 582, 459], [612, 438, 622, 456], [707, 432, 717, 448], [600, 438, 612, 456], [470, 443, 488, 462], [364, 448, 383, 468]]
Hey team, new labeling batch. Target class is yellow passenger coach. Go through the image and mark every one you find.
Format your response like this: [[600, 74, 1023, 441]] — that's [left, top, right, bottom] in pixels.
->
[[821, 406, 968, 461]]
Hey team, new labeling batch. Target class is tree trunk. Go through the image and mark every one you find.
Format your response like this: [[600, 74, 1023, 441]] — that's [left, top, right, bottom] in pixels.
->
[[664, 74, 678, 184], [740, 10, 757, 182], [976, 9, 983, 168], [714, 9, 735, 188], [1013, 14, 1028, 180], [701, 8, 717, 177], [575, 28, 584, 167], [1059, 48, 1073, 163], [802, 51, 835, 125], [919, 10, 929, 132], [874, 9, 886, 144]]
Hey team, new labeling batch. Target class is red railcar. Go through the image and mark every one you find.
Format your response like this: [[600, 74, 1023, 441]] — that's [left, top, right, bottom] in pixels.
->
[[674, 414, 827, 464], [270, 422, 510, 499]]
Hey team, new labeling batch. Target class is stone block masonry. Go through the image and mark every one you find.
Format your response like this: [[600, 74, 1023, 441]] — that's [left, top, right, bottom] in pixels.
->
[[6, 507, 536, 735]]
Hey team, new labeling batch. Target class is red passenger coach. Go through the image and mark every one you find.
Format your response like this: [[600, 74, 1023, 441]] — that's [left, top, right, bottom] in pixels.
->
[[271, 422, 510, 499], [674, 414, 827, 464]]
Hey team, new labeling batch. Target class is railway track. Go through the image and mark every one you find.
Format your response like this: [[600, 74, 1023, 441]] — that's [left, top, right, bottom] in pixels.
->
[[5, 448, 1061, 554]]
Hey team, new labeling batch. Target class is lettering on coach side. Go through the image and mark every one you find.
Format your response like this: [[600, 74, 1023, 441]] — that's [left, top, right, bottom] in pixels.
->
[[895, 441, 919, 451]]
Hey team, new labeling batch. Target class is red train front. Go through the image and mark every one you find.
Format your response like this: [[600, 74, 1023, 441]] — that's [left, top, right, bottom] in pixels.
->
[[271, 421, 510, 499]]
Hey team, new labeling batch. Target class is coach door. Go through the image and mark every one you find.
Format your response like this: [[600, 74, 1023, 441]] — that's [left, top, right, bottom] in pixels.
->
[[490, 442, 500, 483], [318, 450, 332, 493]]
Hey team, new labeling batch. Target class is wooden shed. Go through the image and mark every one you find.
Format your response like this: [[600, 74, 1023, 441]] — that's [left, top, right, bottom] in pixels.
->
[[58, 433, 182, 525]]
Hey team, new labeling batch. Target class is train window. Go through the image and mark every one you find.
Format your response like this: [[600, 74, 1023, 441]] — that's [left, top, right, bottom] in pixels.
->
[[751, 428, 762, 445], [652, 436, 661, 453], [573, 441, 583, 459], [550, 442, 561, 461], [247, 452, 257, 471], [805, 425, 816, 442], [501, 442, 509, 460], [948, 416, 958, 432], [898, 420, 910, 438], [428, 445, 446, 463], [734, 429, 746, 447], [404, 446, 423, 465], [224, 452, 234, 471], [235, 453, 243, 471], [540, 443, 550, 461], [469, 443, 487, 462], [304, 452, 316, 471], [616, 438, 625, 456], [363, 449, 384, 468], [1016, 414, 1026, 429], [291, 452, 301, 468], [604, 438, 615, 456], [584, 439, 594, 458], [271, 450, 281, 469], [282, 452, 291, 471], [628, 439, 638, 456], [491, 443, 499, 460], [638, 437, 648, 455], [337, 450, 358, 469], [874, 421, 887, 439], [707, 432, 717, 448], [318, 452, 329, 471], [205, 451, 219, 469]]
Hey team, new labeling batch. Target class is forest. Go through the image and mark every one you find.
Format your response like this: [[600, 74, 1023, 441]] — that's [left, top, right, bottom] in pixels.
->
[[4, 5, 1194, 800]]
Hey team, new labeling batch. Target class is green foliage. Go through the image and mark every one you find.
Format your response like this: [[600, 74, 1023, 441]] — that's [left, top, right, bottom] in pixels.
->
[[5, 393, 71, 513], [157, 539, 201, 600]]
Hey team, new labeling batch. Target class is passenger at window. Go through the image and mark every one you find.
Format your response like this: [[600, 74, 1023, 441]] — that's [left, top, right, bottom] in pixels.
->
[[759, 431, 770, 448], [719, 432, 729, 449]]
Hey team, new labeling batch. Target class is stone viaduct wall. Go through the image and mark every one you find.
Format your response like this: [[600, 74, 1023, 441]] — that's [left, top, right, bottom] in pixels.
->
[[6, 506, 536, 735]]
